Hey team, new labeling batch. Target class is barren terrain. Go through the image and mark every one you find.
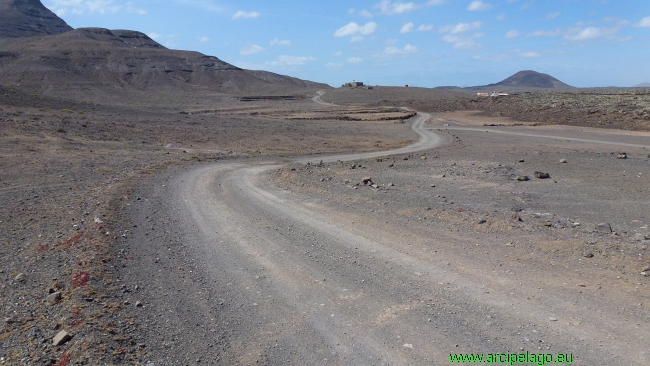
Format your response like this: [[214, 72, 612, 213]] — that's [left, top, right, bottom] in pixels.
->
[[1, 87, 649, 365]]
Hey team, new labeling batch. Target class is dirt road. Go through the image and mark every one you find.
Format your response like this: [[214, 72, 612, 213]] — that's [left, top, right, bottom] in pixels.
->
[[124, 96, 650, 365]]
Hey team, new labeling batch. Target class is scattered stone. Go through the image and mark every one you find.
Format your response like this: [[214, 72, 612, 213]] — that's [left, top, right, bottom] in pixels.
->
[[47, 292, 62, 305], [370, 184, 379, 189], [518, 159, 525, 163], [642, 265, 650, 272], [633, 233, 647, 241], [583, 250, 594, 258], [559, 159, 567, 163], [617, 152, 628, 159], [548, 317, 558, 321], [350, 164, 357, 169], [430, 184, 436, 188], [376, 158, 383, 162], [136, 301, 143, 307], [14, 273, 25, 282], [420, 156, 427, 160], [53, 330, 72, 346], [595, 222, 612, 233], [94, 217, 103, 224], [534, 171, 550, 179], [516, 175, 529, 181], [361, 177, 372, 184], [403, 343, 414, 349], [403, 156, 409, 160], [478, 218, 486, 224], [511, 213, 523, 222]]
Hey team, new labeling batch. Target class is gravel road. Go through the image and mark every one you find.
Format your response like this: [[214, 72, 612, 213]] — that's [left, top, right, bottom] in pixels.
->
[[122, 94, 650, 365]]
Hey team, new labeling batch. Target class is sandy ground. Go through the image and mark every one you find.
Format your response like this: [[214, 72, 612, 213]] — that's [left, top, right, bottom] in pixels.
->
[[1, 89, 649, 365]]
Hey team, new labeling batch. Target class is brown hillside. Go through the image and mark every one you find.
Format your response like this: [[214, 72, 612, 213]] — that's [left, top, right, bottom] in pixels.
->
[[0, 27, 330, 100]]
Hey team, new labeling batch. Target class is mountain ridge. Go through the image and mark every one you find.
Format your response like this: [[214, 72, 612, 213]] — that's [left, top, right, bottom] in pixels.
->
[[0, 0, 73, 38]]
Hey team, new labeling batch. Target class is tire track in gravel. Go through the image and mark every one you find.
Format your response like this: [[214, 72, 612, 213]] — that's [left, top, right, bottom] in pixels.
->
[[153, 92, 648, 364]]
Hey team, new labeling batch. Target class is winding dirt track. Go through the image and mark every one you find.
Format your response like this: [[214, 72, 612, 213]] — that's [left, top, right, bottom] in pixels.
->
[[144, 94, 649, 365]]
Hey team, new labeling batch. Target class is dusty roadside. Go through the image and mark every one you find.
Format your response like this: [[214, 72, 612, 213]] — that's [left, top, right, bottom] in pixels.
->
[[0, 91, 416, 364]]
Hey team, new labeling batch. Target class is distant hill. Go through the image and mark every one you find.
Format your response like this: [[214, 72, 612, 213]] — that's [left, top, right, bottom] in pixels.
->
[[0, 0, 330, 100], [633, 82, 650, 88], [476, 70, 574, 91], [0, 0, 73, 38]]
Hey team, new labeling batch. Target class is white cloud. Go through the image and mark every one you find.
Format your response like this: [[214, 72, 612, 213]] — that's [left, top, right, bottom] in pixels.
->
[[386, 38, 399, 44], [232, 10, 260, 19], [325, 62, 344, 68], [401, 22, 415, 33], [565, 26, 605, 41], [173, 0, 224, 13], [373, 0, 444, 15], [359, 9, 373, 18], [48, 0, 127, 15], [467, 1, 492, 11], [520, 51, 540, 58], [270, 55, 317, 66], [350, 36, 365, 43], [638, 16, 650, 27], [334, 22, 378, 37], [334, 51, 343, 56], [418, 24, 434, 31], [505, 30, 519, 38], [199, 36, 210, 43], [527, 29, 562, 37], [441, 34, 482, 49], [439, 21, 483, 49], [240, 44, 264, 55], [348, 57, 363, 63], [383, 44, 418, 55], [270, 38, 291, 46], [545, 11, 560, 20], [440, 21, 482, 34], [473, 49, 542, 61]]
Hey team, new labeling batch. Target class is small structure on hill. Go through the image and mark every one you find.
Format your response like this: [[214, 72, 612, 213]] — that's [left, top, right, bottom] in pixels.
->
[[342, 81, 365, 88]]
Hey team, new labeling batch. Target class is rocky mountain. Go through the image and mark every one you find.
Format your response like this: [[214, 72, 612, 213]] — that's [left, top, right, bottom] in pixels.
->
[[633, 82, 650, 88], [0, 0, 73, 38], [482, 70, 573, 90], [0, 0, 330, 100]]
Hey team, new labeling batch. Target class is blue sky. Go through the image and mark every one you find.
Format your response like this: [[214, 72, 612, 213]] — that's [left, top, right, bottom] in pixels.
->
[[43, 0, 650, 88]]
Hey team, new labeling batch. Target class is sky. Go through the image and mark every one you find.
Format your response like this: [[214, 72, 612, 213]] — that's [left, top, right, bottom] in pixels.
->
[[42, 0, 650, 88]]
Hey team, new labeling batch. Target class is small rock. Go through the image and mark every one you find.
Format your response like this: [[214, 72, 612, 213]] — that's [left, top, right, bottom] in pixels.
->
[[376, 158, 383, 162], [548, 317, 558, 321], [511, 213, 523, 222], [420, 156, 427, 160], [642, 265, 650, 272], [534, 171, 550, 179], [583, 250, 594, 258], [14, 273, 25, 282], [595, 222, 612, 233], [478, 218, 486, 224], [633, 233, 647, 241], [617, 152, 628, 159], [518, 159, 525, 163], [94, 217, 103, 224], [361, 177, 372, 184], [136, 301, 143, 307], [370, 184, 379, 189], [559, 159, 567, 163], [403, 156, 409, 160], [516, 175, 529, 181], [430, 184, 436, 188], [53, 330, 72, 346], [403, 343, 414, 349], [46, 292, 61, 305]]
